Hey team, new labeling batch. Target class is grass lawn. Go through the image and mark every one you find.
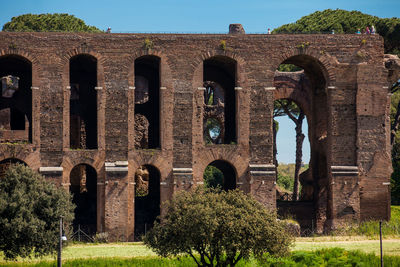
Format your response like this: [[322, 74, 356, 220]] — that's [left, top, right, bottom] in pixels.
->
[[2, 236, 400, 265]]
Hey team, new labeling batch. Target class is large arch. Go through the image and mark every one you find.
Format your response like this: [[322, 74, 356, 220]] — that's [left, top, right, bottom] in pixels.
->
[[70, 163, 97, 235], [0, 55, 32, 142], [134, 164, 160, 240], [273, 55, 330, 233]]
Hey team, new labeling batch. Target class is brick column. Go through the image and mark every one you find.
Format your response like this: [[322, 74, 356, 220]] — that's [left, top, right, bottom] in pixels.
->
[[172, 167, 193, 192], [328, 166, 360, 228], [248, 164, 276, 210], [104, 161, 133, 241]]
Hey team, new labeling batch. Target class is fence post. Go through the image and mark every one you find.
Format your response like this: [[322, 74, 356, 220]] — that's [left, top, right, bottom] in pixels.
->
[[380, 221, 383, 267]]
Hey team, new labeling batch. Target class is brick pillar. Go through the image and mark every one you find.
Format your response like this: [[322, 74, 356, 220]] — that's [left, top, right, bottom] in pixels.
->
[[172, 167, 193, 192], [104, 161, 133, 241], [248, 164, 276, 210], [328, 166, 360, 228], [31, 86, 40, 146]]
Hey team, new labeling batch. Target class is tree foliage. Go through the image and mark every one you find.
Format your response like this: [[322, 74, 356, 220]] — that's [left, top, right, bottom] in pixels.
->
[[2, 13, 102, 33], [144, 188, 293, 267], [273, 9, 400, 55], [203, 165, 223, 189], [0, 164, 74, 260]]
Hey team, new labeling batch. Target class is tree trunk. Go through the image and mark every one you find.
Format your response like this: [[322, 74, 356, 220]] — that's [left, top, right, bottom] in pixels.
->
[[293, 111, 305, 201]]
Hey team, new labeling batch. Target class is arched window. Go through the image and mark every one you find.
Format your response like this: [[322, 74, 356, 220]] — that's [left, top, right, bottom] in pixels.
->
[[69, 54, 98, 149], [134, 164, 160, 240], [0, 55, 32, 142], [203, 56, 236, 144], [70, 164, 97, 235], [134, 56, 160, 149]]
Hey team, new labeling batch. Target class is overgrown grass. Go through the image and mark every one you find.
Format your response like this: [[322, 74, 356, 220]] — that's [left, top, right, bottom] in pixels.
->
[[328, 206, 400, 237], [2, 249, 400, 267]]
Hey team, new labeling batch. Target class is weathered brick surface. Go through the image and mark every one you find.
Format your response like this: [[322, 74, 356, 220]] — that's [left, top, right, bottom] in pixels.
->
[[0, 32, 391, 238]]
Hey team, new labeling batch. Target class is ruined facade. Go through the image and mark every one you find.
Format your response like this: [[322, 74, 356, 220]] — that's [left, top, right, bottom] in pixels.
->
[[0, 27, 393, 240]]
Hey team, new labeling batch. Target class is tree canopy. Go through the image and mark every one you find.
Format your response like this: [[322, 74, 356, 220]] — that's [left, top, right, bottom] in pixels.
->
[[273, 9, 400, 55], [144, 188, 293, 267], [2, 13, 102, 33], [0, 164, 74, 260]]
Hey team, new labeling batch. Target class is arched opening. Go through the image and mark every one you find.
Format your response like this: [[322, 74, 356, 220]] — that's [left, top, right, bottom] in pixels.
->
[[273, 55, 329, 232], [0, 55, 32, 143], [69, 54, 98, 149], [203, 160, 236, 191], [0, 158, 27, 177], [70, 164, 97, 235], [134, 164, 160, 240], [134, 56, 160, 149], [203, 56, 236, 144]]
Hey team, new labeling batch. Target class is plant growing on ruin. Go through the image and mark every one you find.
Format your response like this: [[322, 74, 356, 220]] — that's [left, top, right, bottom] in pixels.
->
[[219, 40, 227, 51], [0, 164, 74, 260], [144, 188, 293, 267], [144, 38, 153, 50]]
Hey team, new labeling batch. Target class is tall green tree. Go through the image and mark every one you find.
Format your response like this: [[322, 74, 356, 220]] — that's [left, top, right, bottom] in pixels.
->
[[273, 9, 400, 56], [2, 13, 102, 32], [0, 164, 74, 260]]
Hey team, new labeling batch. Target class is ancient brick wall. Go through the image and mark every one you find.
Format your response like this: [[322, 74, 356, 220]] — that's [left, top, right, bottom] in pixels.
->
[[0, 31, 391, 239]]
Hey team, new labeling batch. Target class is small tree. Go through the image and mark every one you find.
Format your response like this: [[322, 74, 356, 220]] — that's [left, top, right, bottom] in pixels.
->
[[0, 164, 74, 260], [144, 188, 293, 267]]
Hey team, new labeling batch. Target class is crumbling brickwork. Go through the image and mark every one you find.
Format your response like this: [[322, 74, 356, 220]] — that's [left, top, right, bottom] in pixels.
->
[[0, 28, 392, 239]]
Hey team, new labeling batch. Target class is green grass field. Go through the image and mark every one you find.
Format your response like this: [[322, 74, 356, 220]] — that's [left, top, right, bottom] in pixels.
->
[[1, 206, 399, 265]]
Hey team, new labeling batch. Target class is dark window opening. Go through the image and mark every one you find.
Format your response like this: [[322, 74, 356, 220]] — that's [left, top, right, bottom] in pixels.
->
[[134, 164, 160, 240], [0, 56, 32, 142], [203, 160, 236, 191], [70, 164, 97, 235], [70, 55, 98, 149], [203, 56, 236, 144], [134, 56, 160, 149]]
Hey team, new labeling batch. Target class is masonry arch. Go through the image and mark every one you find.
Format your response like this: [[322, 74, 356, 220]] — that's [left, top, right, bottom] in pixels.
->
[[0, 55, 32, 142], [70, 163, 97, 235], [203, 159, 237, 191], [273, 55, 329, 232], [134, 164, 160, 240], [69, 54, 98, 149]]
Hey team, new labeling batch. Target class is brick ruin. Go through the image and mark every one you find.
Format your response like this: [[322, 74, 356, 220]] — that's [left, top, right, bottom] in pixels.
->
[[0, 25, 395, 240]]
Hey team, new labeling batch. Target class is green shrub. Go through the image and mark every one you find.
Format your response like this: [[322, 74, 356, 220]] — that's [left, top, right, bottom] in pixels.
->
[[0, 164, 74, 260], [144, 188, 293, 266]]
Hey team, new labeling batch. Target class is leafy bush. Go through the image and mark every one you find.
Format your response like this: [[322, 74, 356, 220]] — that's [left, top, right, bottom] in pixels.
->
[[144, 188, 293, 266], [0, 164, 74, 260]]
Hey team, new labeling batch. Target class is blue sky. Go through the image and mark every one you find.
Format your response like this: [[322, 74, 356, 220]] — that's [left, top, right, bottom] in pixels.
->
[[1, 0, 398, 163]]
